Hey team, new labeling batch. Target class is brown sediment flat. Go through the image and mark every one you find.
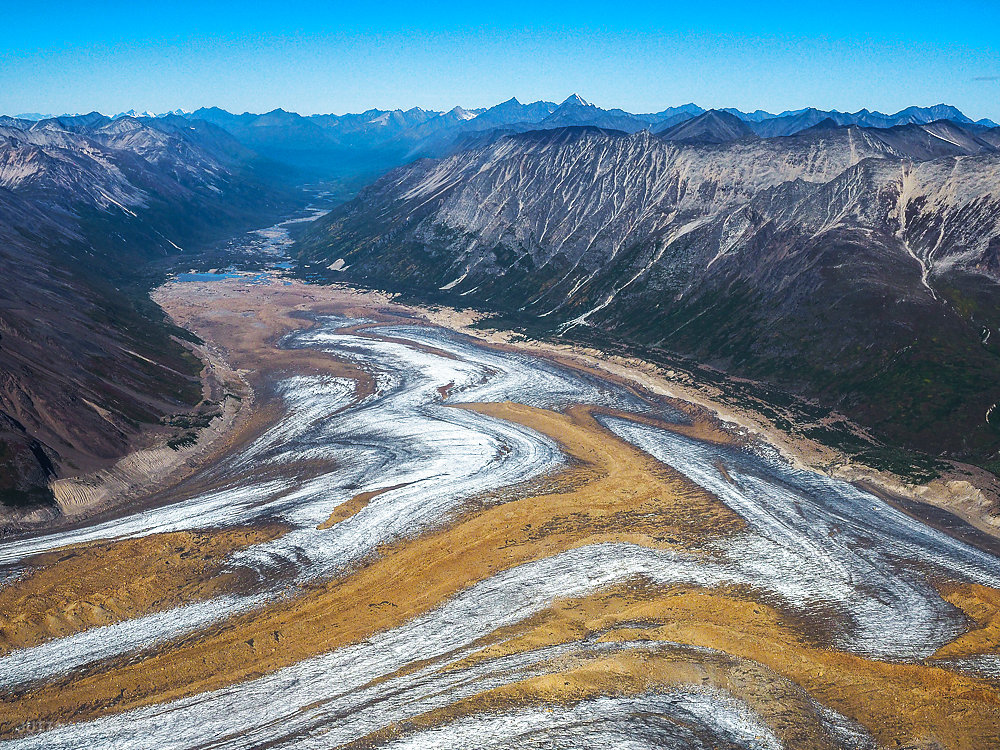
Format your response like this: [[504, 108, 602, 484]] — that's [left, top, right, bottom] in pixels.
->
[[152, 282, 382, 401], [369, 583, 1000, 750], [0, 524, 285, 656], [0, 402, 740, 734], [934, 582, 1000, 659], [317, 484, 412, 530]]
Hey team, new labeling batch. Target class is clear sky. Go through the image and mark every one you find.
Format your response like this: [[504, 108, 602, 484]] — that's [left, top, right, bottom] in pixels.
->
[[4, 1, 999, 120]]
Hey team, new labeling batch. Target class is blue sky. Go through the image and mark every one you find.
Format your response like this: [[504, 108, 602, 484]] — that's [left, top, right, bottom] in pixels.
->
[[4, 1, 1000, 119]]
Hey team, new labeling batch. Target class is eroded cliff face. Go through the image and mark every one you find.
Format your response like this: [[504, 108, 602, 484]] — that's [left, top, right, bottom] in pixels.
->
[[299, 125, 1000, 463]]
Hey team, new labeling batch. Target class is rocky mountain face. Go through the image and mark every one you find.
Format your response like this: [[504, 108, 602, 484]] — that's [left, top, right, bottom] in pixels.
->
[[0, 114, 293, 517], [298, 122, 1000, 466]]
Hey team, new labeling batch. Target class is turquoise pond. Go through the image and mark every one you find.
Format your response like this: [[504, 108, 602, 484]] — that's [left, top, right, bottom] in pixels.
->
[[175, 271, 277, 283], [175, 272, 243, 282]]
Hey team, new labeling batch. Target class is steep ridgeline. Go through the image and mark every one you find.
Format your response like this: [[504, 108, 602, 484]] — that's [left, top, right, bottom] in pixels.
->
[[299, 122, 1000, 465], [0, 113, 293, 517], [747, 104, 997, 138]]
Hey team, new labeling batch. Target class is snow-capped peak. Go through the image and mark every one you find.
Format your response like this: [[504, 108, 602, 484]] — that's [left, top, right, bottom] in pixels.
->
[[449, 106, 478, 120], [560, 94, 590, 107], [114, 109, 157, 119]]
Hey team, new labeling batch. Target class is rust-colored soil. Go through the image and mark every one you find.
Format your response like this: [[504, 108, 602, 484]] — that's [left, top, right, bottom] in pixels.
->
[[0, 524, 284, 656], [934, 582, 1000, 659]]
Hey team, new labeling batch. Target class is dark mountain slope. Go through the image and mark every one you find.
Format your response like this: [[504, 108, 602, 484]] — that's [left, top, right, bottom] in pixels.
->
[[0, 199, 200, 511], [865, 120, 997, 160], [657, 110, 758, 144], [978, 127, 1000, 148], [299, 126, 1000, 467], [0, 116, 294, 519]]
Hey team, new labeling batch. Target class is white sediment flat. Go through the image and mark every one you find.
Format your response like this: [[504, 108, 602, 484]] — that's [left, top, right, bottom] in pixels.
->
[[600, 415, 1000, 659]]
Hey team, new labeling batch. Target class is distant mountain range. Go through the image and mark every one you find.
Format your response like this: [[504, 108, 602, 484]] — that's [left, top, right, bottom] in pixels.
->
[[298, 115, 1000, 467], [12, 96, 990, 180], [174, 96, 998, 177]]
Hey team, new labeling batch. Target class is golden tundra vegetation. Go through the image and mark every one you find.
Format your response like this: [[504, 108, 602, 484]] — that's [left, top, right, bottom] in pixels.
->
[[2, 281, 999, 749], [0, 525, 284, 656]]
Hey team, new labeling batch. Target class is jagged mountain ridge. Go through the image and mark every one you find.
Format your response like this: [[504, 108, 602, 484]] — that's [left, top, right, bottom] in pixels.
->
[[298, 122, 1000, 463], [158, 98, 998, 179], [1, 113, 273, 219], [746, 104, 998, 138]]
